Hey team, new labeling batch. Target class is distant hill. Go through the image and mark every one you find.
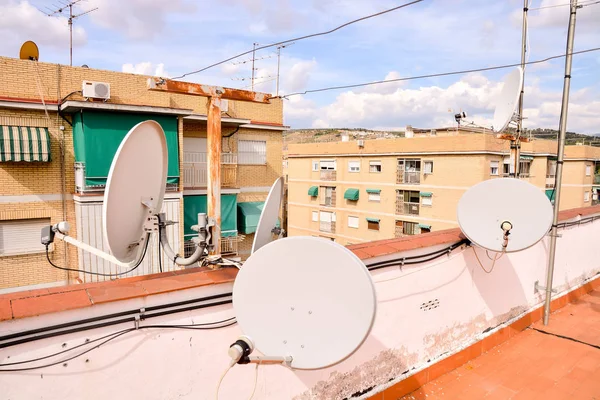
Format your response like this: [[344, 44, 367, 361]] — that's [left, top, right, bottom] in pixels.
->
[[283, 127, 600, 148]]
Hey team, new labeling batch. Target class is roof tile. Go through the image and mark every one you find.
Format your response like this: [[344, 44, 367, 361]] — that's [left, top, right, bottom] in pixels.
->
[[11, 290, 92, 319]]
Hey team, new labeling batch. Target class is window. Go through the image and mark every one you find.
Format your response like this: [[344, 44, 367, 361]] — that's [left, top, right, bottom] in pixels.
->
[[312, 211, 318, 222], [503, 157, 511, 176], [367, 189, 381, 202], [348, 160, 360, 173], [320, 186, 335, 206], [282, 160, 288, 169], [584, 191, 590, 202], [396, 190, 420, 215], [369, 161, 382, 173], [586, 165, 592, 176], [367, 219, 380, 231], [423, 161, 434, 174], [422, 196, 433, 206], [547, 159, 557, 178], [0, 218, 50, 256], [319, 211, 335, 233], [402, 221, 419, 235], [348, 216, 359, 228], [490, 160, 499, 176], [320, 160, 336, 170], [519, 159, 532, 177], [397, 159, 421, 184], [238, 140, 266, 164], [312, 160, 319, 171]]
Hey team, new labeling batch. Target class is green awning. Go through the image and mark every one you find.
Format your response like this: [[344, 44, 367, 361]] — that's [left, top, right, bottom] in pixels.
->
[[0, 126, 51, 162], [344, 188, 360, 201], [308, 186, 318, 197], [366, 217, 380, 223], [418, 223, 431, 229], [545, 189, 555, 202], [366, 189, 381, 193], [184, 194, 237, 238], [520, 155, 534, 161], [237, 202, 268, 234], [419, 191, 433, 197], [72, 111, 179, 186]]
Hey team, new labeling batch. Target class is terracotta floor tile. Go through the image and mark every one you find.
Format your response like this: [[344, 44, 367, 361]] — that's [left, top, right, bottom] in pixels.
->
[[483, 385, 517, 399]]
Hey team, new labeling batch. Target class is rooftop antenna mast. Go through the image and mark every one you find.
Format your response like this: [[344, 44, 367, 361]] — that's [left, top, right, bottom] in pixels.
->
[[45, 0, 98, 66], [276, 42, 295, 97], [512, 0, 529, 178]]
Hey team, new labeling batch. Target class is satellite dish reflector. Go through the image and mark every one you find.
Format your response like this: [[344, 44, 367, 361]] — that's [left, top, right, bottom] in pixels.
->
[[492, 67, 523, 133], [233, 237, 376, 369], [103, 120, 167, 263], [251, 177, 284, 254], [19, 41, 39, 61], [457, 178, 552, 253]]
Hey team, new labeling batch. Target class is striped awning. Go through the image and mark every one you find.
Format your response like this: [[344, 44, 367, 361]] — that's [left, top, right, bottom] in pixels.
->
[[0, 126, 51, 162]]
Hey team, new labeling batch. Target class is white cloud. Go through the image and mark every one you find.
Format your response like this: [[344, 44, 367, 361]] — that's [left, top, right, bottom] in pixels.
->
[[284, 59, 317, 93], [0, 1, 86, 55], [87, 0, 196, 39], [284, 70, 600, 134], [122, 62, 170, 77]]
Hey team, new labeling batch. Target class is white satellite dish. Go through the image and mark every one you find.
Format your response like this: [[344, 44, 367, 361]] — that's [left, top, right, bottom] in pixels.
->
[[103, 120, 168, 263], [233, 237, 376, 369], [457, 178, 552, 253], [492, 67, 523, 133], [251, 176, 284, 254]]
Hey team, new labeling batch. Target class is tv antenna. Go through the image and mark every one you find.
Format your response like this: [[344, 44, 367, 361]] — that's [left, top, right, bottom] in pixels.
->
[[42, 121, 214, 271], [276, 42, 295, 97], [44, 0, 98, 66], [218, 237, 376, 397]]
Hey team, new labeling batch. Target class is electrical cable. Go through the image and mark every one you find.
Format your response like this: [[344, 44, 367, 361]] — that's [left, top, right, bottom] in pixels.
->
[[45, 233, 151, 277], [529, 327, 600, 350], [172, 0, 424, 79], [215, 363, 234, 400], [248, 361, 262, 400], [277, 47, 600, 99], [529, 0, 598, 10], [158, 226, 163, 273], [366, 239, 469, 270], [471, 246, 501, 274], [0, 320, 237, 372]]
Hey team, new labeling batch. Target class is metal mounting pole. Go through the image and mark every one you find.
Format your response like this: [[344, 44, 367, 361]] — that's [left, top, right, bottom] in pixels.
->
[[69, 4, 73, 66], [207, 96, 222, 256], [251, 43, 257, 91], [512, 0, 528, 178], [543, 0, 578, 326]]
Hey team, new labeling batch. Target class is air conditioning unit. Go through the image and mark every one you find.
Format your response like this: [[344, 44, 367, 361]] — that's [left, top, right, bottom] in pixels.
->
[[82, 81, 110, 101], [357, 139, 365, 147]]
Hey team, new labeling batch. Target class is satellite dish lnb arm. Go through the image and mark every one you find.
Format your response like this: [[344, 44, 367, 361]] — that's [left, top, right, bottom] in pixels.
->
[[157, 213, 206, 266]]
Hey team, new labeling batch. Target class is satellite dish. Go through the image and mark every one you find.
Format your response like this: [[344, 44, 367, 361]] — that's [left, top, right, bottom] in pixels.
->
[[492, 67, 523, 133], [233, 237, 376, 369], [457, 178, 552, 253], [19, 41, 39, 61], [103, 120, 167, 263], [251, 176, 284, 254]]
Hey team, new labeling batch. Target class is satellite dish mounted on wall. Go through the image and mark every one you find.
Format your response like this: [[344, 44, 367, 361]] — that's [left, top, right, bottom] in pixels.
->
[[229, 237, 377, 369], [251, 176, 284, 254], [19, 41, 39, 61], [44, 121, 209, 270], [457, 178, 552, 253], [492, 67, 524, 133]]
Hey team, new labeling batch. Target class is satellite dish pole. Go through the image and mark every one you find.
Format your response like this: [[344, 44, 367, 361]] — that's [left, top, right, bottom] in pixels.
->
[[543, 0, 579, 325], [512, 0, 529, 177], [44, 0, 97, 66]]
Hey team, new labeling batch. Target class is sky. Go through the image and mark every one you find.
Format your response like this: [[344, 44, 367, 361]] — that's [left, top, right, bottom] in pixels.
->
[[1, 0, 599, 133]]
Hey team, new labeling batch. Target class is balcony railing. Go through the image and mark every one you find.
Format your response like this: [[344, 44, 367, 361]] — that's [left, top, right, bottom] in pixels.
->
[[183, 152, 237, 188], [320, 170, 337, 181], [546, 176, 556, 188], [396, 201, 420, 216], [184, 235, 240, 258], [594, 175, 600, 184], [397, 171, 420, 184], [319, 221, 336, 233]]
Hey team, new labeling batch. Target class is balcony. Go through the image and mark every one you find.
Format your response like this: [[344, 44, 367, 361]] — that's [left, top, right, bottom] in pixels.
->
[[319, 221, 336, 233], [595, 175, 600, 184], [396, 200, 420, 216], [184, 235, 241, 258], [396, 170, 420, 184], [320, 170, 336, 181], [182, 152, 237, 189], [546, 175, 556, 188]]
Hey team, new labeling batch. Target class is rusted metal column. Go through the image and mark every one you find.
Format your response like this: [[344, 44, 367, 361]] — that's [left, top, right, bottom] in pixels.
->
[[207, 96, 222, 256]]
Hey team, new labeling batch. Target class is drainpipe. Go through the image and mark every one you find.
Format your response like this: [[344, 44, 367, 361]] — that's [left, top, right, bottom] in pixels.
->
[[543, 0, 578, 325], [207, 95, 222, 257]]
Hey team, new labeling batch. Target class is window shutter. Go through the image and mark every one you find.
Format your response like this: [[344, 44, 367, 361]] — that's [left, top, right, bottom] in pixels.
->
[[0, 218, 50, 256]]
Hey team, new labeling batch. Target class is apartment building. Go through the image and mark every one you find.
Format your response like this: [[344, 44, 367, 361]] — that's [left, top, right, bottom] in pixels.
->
[[0, 56, 285, 292], [286, 134, 600, 245]]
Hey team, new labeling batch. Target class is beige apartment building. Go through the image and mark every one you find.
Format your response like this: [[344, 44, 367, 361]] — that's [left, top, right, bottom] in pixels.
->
[[0, 55, 286, 292], [286, 134, 600, 245]]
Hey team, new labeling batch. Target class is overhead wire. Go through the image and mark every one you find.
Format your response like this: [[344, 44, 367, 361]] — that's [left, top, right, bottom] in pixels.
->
[[172, 0, 424, 79], [529, 0, 599, 10], [277, 47, 600, 99]]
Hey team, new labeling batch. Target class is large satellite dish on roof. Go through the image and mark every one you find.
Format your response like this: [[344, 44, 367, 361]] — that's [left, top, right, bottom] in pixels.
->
[[251, 177, 284, 254], [229, 237, 376, 369], [492, 67, 524, 133], [19, 41, 39, 61], [457, 178, 552, 253]]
